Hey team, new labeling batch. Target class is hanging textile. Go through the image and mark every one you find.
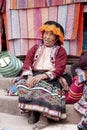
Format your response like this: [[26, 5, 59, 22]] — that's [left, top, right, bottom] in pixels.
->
[[0, 0, 6, 51], [9, 0, 87, 9], [6, 1, 84, 56]]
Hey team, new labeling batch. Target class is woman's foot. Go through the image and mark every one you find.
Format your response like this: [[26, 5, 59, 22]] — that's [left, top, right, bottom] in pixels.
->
[[28, 112, 39, 124], [32, 114, 49, 130]]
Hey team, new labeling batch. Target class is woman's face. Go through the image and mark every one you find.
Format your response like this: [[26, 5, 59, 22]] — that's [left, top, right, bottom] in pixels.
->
[[43, 31, 57, 47]]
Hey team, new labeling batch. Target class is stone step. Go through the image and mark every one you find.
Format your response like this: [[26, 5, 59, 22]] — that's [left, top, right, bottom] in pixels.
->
[[0, 77, 12, 89], [0, 90, 20, 115], [0, 89, 82, 124]]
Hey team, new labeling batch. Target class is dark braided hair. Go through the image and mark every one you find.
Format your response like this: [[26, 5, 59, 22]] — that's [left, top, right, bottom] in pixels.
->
[[44, 21, 64, 35]]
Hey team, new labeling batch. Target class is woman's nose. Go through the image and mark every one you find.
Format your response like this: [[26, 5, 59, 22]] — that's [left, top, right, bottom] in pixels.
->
[[46, 34, 50, 39]]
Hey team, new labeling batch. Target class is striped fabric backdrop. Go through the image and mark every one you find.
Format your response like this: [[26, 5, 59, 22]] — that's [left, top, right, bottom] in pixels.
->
[[6, 1, 84, 56], [9, 0, 87, 9]]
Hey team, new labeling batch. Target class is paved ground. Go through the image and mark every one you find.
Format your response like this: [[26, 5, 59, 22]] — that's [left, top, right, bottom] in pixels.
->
[[0, 112, 78, 130]]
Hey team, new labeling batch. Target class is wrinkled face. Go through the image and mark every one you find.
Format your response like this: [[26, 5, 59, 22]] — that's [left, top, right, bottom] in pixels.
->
[[43, 31, 57, 47]]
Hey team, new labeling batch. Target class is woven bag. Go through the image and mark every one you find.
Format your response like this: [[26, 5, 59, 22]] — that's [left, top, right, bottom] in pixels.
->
[[0, 51, 23, 77]]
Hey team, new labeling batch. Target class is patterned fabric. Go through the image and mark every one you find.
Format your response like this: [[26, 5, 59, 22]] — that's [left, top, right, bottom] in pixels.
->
[[65, 76, 83, 104], [7, 4, 80, 40], [22, 44, 67, 80], [74, 84, 87, 115], [6, 85, 18, 96], [65, 67, 87, 104], [34, 46, 54, 70], [77, 112, 87, 130], [75, 68, 87, 82], [6, 2, 84, 56], [9, 0, 87, 9], [16, 78, 67, 121]]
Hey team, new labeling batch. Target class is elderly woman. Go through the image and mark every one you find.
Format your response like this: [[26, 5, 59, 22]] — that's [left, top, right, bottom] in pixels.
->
[[15, 21, 72, 130]]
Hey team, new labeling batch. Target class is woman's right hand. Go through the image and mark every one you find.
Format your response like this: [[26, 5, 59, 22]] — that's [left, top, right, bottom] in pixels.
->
[[26, 75, 34, 88]]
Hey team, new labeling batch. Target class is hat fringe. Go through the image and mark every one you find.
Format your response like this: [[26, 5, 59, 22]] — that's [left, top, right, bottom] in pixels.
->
[[39, 24, 64, 45]]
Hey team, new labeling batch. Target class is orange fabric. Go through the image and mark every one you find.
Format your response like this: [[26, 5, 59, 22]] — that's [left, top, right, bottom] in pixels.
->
[[69, 95, 82, 100], [39, 24, 64, 45], [71, 4, 80, 40], [77, 4, 84, 56], [2, 13, 9, 49], [85, 72, 87, 80], [10, 0, 17, 9], [69, 89, 83, 96]]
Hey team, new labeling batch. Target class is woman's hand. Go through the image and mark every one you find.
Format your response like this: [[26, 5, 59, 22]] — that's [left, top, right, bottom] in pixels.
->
[[32, 74, 48, 83], [26, 74, 48, 88], [58, 77, 69, 91], [26, 75, 34, 88]]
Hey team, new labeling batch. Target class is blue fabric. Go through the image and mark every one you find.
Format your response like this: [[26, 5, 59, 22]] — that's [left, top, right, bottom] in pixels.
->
[[7, 85, 18, 96], [83, 29, 87, 50]]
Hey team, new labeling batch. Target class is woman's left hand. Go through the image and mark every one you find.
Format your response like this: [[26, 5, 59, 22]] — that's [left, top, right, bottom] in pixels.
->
[[26, 74, 48, 88], [58, 76, 69, 91]]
